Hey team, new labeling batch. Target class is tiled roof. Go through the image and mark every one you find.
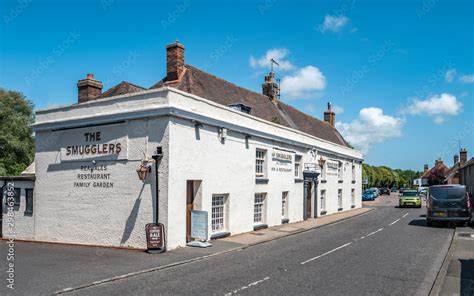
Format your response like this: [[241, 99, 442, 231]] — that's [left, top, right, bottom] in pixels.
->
[[421, 162, 450, 178], [99, 81, 146, 99], [150, 65, 350, 147]]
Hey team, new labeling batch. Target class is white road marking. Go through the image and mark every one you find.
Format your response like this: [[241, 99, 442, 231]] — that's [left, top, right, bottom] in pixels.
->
[[389, 219, 400, 226], [360, 236, 365, 239], [367, 228, 384, 237], [300, 242, 352, 265], [402, 213, 409, 218], [224, 276, 270, 295]]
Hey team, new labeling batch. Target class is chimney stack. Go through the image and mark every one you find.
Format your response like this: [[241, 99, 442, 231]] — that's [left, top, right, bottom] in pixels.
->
[[262, 71, 279, 104], [77, 74, 103, 103], [454, 154, 459, 165], [324, 102, 335, 127], [424, 164, 429, 173], [460, 148, 468, 164], [435, 158, 443, 166], [166, 40, 185, 81]]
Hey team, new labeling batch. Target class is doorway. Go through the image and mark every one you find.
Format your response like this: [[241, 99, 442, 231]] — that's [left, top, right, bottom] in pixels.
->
[[186, 181, 195, 242], [305, 181, 312, 219]]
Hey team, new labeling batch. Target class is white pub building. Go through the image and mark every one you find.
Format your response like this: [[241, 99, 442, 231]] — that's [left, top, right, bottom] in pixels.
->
[[3, 42, 363, 249]]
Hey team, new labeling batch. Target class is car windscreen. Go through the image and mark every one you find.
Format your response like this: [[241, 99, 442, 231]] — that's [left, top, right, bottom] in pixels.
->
[[430, 187, 465, 200], [402, 191, 418, 197]]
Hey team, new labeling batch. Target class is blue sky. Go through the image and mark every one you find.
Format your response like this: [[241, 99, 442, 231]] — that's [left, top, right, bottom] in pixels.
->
[[1, 0, 473, 170]]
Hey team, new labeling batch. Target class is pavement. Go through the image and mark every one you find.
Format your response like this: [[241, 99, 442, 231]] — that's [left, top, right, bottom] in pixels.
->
[[431, 225, 474, 296], [0, 203, 371, 295]]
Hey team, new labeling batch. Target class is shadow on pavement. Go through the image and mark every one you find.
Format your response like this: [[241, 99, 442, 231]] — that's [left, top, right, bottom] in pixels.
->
[[419, 214, 426, 218], [460, 259, 474, 296], [408, 219, 427, 227]]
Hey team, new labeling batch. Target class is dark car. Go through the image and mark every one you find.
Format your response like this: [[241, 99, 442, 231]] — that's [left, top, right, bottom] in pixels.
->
[[379, 187, 390, 195], [362, 190, 376, 201], [391, 187, 398, 192], [426, 185, 472, 226]]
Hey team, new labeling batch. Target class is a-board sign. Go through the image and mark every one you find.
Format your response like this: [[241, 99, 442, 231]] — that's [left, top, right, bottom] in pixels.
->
[[191, 210, 208, 241], [145, 223, 166, 253]]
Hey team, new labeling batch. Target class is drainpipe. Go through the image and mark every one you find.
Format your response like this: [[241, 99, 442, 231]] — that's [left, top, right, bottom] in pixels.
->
[[151, 147, 163, 224]]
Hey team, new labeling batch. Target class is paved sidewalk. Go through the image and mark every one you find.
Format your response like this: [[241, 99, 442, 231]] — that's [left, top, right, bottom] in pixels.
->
[[222, 207, 372, 245], [431, 225, 474, 296]]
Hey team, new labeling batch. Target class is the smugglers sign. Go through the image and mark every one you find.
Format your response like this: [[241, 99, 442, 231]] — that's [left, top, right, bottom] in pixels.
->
[[271, 148, 293, 173], [59, 124, 128, 161]]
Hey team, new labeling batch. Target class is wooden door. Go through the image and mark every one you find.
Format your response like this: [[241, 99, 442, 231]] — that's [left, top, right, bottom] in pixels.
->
[[186, 181, 194, 242], [306, 181, 312, 219]]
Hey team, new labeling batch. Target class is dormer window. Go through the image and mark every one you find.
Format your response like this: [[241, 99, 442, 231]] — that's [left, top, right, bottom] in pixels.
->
[[228, 103, 251, 114]]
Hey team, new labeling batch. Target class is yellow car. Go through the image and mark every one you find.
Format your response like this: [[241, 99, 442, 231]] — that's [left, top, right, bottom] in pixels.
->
[[399, 190, 422, 208]]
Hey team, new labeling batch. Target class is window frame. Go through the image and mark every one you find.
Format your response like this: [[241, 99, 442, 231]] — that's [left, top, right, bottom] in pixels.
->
[[338, 189, 343, 209], [211, 194, 228, 233], [320, 190, 326, 211], [294, 155, 302, 178], [255, 149, 267, 178], [25, 188, 34, 215], [338, 162, 343, 180], [282, 191, 289, 219], [351, 188, 355, 206], [254, 193, 267, 224], [352, 164, 356, 181]]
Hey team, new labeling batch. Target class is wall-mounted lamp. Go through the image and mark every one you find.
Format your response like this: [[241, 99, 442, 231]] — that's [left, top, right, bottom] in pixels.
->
[[218, 128, 227, 141], [318, 156, 326, 169], [136, 164, 151, 182]]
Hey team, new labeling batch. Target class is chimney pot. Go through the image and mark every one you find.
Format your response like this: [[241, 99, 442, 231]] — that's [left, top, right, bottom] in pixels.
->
[[324, 102, 335, 127], [460, 148, 468, 164], [424, 164, 429, 173], [77, 73, 103, 103], [166, 41, 185, 81]]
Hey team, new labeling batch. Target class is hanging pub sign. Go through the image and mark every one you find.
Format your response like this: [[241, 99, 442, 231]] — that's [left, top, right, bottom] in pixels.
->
[[145, 223, 166, 253]]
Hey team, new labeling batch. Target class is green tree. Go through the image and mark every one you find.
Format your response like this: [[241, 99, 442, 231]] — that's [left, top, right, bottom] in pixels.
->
[[0, 88, 35, 175], [362, 163, 421, 188]]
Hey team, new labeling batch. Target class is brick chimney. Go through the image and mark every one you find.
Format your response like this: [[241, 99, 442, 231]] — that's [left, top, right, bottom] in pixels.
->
[[454, 154, 459, 165], [324, 102, 335, 127], [460, 148, 468, 164], [166, 40, 185, 81], [77, 74, 103, 103], [424, 164, 429, 173], [262, 71, 279, 103], [435, 159, 443, 166]]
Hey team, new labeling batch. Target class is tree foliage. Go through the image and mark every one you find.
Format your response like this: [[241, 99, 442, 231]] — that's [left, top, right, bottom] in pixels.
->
[[362, 163, 421, 188], [0, 88, 35, 175]]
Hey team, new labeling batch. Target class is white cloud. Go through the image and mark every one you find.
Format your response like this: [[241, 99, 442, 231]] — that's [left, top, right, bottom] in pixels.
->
[[319, 15, 349, 33], [459, 74, 474, 84], [445, 69, 456, 82], [249, 48, 295, 71], [280, 66, 327, 99], [335, 107, 404, 154], [403, 93, 462, 123], [332, 105, 344, 114]]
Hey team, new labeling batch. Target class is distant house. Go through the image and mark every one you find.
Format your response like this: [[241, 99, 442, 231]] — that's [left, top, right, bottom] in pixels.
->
[[460, 157, 474, 196], [445, 149, 468, 184], [420, 159, 450, 186]]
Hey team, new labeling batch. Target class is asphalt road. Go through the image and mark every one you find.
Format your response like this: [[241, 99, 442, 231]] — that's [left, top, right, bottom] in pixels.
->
[[66, 193, 455, 296]]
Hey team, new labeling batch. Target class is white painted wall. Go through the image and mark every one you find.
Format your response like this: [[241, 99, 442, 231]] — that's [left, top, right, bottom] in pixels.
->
[[25, 87, 363, 250]]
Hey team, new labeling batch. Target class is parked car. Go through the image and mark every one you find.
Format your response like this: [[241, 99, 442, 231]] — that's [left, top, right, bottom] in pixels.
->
[[362, 190, 376, 201], [380, 187, 390, 195], [391, 187, 398, 192], [399, 188, 406, 194], [399, 190, 421, 208], [426, 185, 472, 227], [369, 187, 380, 197]]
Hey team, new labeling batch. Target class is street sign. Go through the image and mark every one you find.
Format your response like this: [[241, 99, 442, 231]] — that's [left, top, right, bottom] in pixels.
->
[[145, 223, 166, 253]]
